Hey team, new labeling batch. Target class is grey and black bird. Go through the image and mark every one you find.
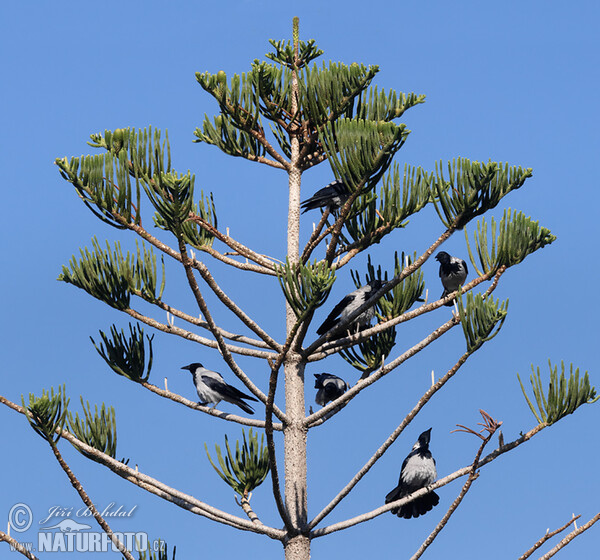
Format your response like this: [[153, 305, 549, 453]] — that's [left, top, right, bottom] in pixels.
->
[[314, 373, 348, 406], [435, 251, 468, 306], [181, 363, 258, 414], [301, 179, 350, 214], [316, 280, 385, 336], [385, 428, 439, 519]]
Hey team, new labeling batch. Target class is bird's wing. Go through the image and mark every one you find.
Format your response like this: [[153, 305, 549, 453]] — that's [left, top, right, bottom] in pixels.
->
[[201, 375, 258, 402], [316, 294, 355, 335], [461, 259, 468, 276]]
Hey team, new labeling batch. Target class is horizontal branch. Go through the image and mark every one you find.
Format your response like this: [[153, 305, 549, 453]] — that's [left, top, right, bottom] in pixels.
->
[[189, 213, 278, 271], [308, 342, 467, 529], [308, 270, 494, 360], [139, 380, 283, 429], [537, 512, 600, 560], [518, 514, 581, 560], [126, 307, 278, 360], [0, 395, 285, 540], [311, 423, 548, 537], [306, 315, 460, 428], [199, 245, 278, 275], [131, 291, 273, 350]]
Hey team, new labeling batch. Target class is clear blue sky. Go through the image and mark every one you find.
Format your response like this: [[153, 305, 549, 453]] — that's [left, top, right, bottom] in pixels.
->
[[1, 1, 598, 558]]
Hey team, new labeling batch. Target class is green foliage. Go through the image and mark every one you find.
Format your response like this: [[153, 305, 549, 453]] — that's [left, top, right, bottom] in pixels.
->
[[55, 149, 140, 229], [456, 292, 508, 353], [68, 397, 117, 460], [264, 36, 323, 68], [518, 361, 599, 425], [204, 429, 270, 498], [154, 191, 217, 249], [91, 323, 154, 383], [340, 163, 432, 250], [430, 159, 532, 230], [58, 238, 165, 309], [353, 253, 425, 320], [23, 386, 69, 444], [277, 258, 336, 319], [319, 118, 409, 193], [465, 209, 556, 276], [299, 62, 378, 126], [350, 85, 426, 122], [340, 253, 424, 375], [338, 328, 396, 377], [141, 168, 195, 236]]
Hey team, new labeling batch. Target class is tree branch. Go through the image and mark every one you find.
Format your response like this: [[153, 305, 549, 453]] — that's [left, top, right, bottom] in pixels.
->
[[517, 515, 581, 560], [305, 315, 460, 428], [139, 380, 282, 430], [0, 532, 39, 560], [311, 424, 548, 537], [307, 344, 469, 529], [131, 291, 275, 350], [190, 255, 282, 351], [536, 513, 600, 560], [47, 440, 136, 560], [188, 213, 278, 271], [305, 227, 456, 356], [126, 308, 278, 361], [0, 395, 285, 540], [410, 412, 501, 560]]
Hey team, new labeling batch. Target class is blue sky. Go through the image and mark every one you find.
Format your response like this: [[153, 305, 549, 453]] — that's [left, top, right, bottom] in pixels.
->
[[1, 1, 599, 558]]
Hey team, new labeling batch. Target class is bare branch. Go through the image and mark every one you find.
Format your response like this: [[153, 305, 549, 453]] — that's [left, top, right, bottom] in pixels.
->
[[308, 270, 495, 359], [191, 256, 282, 351], [308, 344, 469, 529], [410, 411, 502, 560], [189, 213, 278, 271], [517, 515, 581, 560], [200, 244, 278, 274], [311, 424, 548, 537], [0, 532, 39, 560], [306, 315, 460, 428], [0, 395, 285, 540], [126, 308, 278, 361], [132, 292, 274, 350], [177, 241, 284, 420], [48, 440, 136, 560], [536, 513, 600, 560], [139, 380, 282, 430]]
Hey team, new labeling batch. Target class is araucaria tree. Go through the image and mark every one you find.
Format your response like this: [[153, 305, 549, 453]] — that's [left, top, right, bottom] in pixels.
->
[[3, 18, 599, 560]]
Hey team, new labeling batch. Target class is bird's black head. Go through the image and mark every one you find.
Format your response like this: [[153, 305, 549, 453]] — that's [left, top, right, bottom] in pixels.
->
[[314, 373, 326, 388], [417, 428, 432, 448], [435, 251, 450, 264], [181, 363, 203, 372]]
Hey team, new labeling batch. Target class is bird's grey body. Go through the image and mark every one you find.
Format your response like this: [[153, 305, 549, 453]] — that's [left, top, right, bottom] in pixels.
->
[[181, 363, 258, 414], [385, 428, 439, 519], [301, 179, 350, 213], [435, 251, 468, 306], [314, 373, 348, 406], [316, 280, 385, 336]]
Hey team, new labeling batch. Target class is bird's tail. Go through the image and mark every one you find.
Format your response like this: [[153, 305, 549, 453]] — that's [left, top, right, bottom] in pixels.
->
[[395, 491, 440, 519], [441, 290, 455, 307], [233, 399, 255, 415]]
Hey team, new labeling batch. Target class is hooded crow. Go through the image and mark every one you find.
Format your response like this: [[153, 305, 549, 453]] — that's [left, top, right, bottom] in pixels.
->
[[301, 179, 350, 214], [316, 280, 385, 336], [314, 373, 348, 406], [181, 363, 258, 414], [435, 251, 468, 306], [385, 428, 439, 519]]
